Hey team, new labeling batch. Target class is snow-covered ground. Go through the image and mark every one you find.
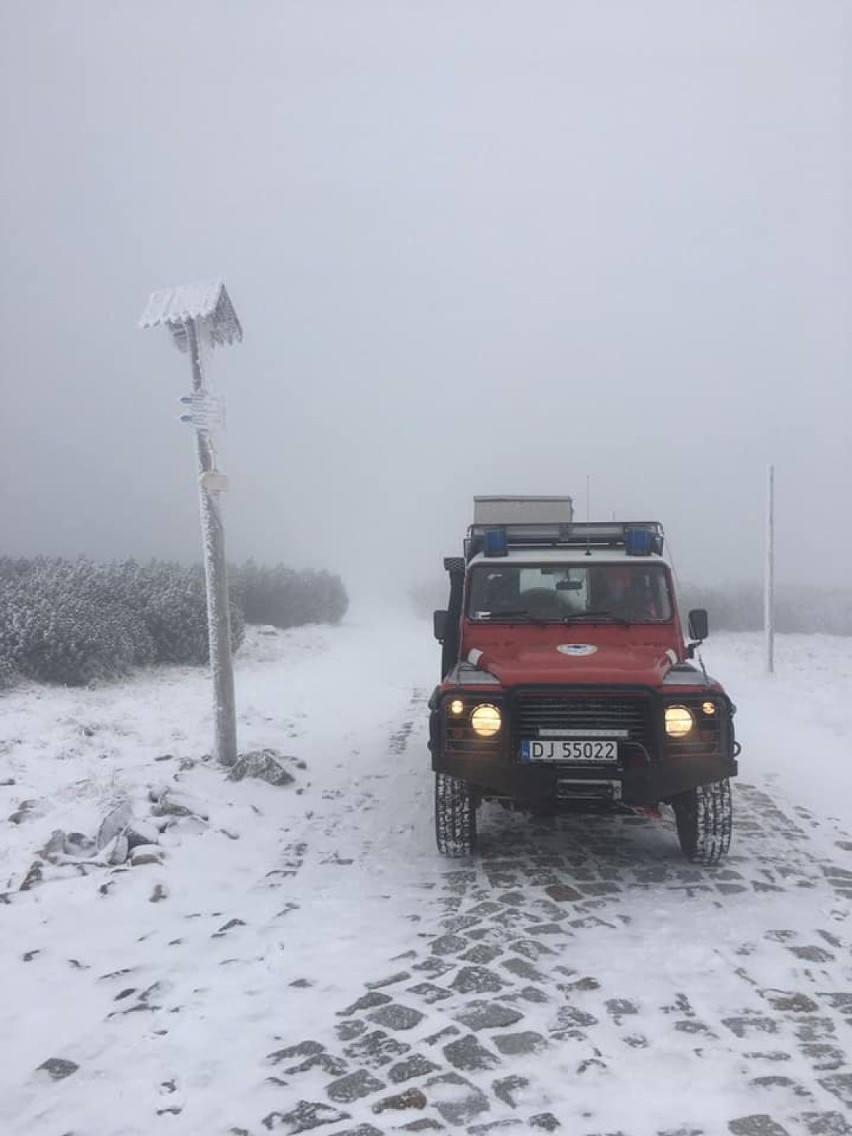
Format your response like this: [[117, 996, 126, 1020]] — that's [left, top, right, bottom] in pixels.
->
[[1, 615, 851, 1136]]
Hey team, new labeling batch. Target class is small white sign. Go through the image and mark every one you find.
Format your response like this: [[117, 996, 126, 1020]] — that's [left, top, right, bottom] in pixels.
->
[[556, 644, 598, 657], [200, 471, 229, 493], [178, 393, 225, 432]]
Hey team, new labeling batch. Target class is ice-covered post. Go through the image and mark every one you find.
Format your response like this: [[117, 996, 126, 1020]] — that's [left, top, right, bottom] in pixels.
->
[[765, 463, 775, 675], [139, 280, 243, 765]]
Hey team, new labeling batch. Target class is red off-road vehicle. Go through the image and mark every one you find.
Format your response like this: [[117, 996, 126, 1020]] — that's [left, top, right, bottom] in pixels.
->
[[430, 496, 739, 863]]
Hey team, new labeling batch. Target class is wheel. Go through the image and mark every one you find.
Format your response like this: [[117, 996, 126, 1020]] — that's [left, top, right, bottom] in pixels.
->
[[435, 773, 477, 856], [672, 778, 732, 865]]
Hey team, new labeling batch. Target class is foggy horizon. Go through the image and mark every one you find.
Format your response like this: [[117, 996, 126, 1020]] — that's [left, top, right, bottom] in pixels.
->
[[2, 2, 850, 598]]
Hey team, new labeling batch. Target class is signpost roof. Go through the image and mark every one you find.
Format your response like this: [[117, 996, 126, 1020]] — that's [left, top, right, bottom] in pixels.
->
[[139, 279, 242, 351]]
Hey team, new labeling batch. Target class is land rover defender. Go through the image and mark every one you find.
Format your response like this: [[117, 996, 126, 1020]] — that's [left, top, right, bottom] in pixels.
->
[[429, 496, 739, 863]]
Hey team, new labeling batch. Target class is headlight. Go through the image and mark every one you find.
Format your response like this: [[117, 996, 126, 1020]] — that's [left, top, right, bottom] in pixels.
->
[[665, 705, 695, 738], [470, 703, 501, 737], [449, 699, 465, 716]]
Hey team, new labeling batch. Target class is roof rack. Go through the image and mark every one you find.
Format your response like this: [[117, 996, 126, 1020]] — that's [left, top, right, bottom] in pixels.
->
[[465, 520, 665, 561]]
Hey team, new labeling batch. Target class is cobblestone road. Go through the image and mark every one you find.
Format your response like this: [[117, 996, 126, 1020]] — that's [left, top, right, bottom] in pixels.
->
[[237, 702, 852, 1136]]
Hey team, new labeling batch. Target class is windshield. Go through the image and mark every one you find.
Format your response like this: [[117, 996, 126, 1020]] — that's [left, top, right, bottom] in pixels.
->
[[467, 562, 673, 622]]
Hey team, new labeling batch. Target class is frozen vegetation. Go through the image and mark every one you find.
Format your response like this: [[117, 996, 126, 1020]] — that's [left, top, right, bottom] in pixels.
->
[[0, 558, 348, 688]]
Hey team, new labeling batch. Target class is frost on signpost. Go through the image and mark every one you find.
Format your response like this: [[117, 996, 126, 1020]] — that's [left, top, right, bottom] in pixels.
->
[[139, 280, 243, 766]]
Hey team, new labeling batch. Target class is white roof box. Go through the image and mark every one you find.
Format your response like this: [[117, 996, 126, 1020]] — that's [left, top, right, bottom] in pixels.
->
[[473, 495, 574, 527]]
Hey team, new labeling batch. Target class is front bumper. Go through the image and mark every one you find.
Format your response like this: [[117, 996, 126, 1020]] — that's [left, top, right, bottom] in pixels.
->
[[429, 684, 738, 807]]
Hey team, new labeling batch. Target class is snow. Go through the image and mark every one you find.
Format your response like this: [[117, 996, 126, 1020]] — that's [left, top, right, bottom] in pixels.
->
[[138, 279, 242, 350], [1, 617, 851, 1136], [139, 280, 225, 329]]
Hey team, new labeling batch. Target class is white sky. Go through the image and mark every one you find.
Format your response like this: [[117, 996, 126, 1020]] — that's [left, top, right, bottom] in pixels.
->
[[1, 1, 850, 593]]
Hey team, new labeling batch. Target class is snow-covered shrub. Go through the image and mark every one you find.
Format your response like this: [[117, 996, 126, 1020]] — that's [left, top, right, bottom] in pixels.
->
[[230, 561, 348, 628], [0, 557, 245, 686], [0, 560, 153, 686], [122, 562, 244, 665]]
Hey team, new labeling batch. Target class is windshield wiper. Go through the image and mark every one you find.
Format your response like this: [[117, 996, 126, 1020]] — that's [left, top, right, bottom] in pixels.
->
[[561, 609, 632, 626], [476, 609, 549, 625]]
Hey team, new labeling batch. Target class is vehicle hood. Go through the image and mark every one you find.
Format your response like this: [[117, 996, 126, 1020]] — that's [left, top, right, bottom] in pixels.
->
[[465, 638, 676, 688]]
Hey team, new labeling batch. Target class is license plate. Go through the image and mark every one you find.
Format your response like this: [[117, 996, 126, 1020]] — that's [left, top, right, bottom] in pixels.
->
[[521, 738, 618, 763]]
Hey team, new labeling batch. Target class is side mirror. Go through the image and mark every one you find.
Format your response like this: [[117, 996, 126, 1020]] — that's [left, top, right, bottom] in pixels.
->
[[433, 609, 448, 643], [688, 608, 709, 642]]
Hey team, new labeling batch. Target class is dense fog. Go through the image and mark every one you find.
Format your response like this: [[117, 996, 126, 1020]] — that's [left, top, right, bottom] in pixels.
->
[[1, 2, 850, 599]]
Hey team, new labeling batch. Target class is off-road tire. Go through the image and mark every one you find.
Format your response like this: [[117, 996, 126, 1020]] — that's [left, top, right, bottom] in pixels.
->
[[435, 773, 477, 856], [672, 778, 732, 865]]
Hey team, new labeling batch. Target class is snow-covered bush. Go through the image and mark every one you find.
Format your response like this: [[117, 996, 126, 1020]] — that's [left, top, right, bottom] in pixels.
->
[[0, 559, 153, 686], [230, 561, 348, 628], [110, 561, 244, 665], [0, 553, 349, 688], [0, 558, 244, 686]]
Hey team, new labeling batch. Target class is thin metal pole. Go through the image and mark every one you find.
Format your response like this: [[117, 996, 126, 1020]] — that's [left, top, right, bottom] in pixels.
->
[[765, 464, 775, 675], [186, 318, 238, 765]]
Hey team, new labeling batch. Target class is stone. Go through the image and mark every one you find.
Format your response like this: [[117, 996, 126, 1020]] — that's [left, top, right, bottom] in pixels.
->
[[549, 1005, 598, 1034], [228, 750, 296, 787], [800, 1112, 852, 1135], [789, 945, 835, 963], [267, 1040, 325, 1063], [367, 1004, 424, 1031], [451, 966, 506, 994], [366, 971, 410, 990], [430, 933, 468, 955], [19, 861, 43, 891], [340, 992, 392, 1016], [469, 1122, 525, 1134], [493, 1074, 529, 1107], [425, 1071, 490, 1125], [819, 1074, 852, 1108], [722, 1016, 778, 1039], [262, 1101, 350, 1132], [728, 1118, 791, 1136], [343, 1030, 409, 1069], [454, 1000, 524, 1031], [336, 1020, 367, 1042], [461, 944, 503, 965], [763, 991, 819, 1014], [130, 844, 164, 867], [605, 999, 639, 1019], [387, 1054, 440, 1084], [406, 982, 451, 1005], [150, 788, 207, 819], [326, 1069, 385, 1104], [492, 1031, 547, 1056], [372, 1087, 428, 1113], [500, 956, 544, 982], [530, 1115, 562, 1132], [37, 1057, 79, 1081], [443, 1034, 500, 1072], [96, 801, 133, 849], [544, 884, 583, 902]]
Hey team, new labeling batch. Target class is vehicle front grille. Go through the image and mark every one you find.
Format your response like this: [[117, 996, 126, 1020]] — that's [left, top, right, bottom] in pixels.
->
[[510, 691, 654, 754]]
